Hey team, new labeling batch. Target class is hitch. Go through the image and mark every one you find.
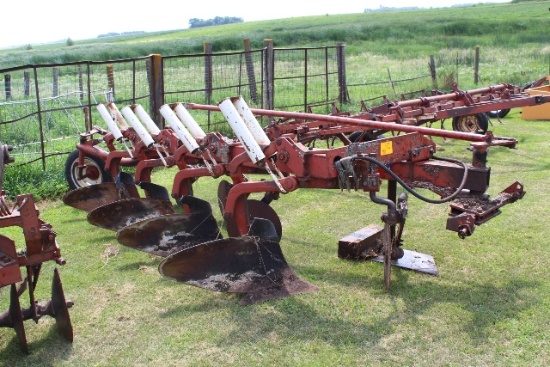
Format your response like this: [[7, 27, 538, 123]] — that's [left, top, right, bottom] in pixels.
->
[[447, 181, 525, 238]]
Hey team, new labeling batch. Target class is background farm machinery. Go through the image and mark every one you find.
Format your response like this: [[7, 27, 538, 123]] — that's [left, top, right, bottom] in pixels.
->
[[59, 80, 542, 305], [0, 142, 73, 353]]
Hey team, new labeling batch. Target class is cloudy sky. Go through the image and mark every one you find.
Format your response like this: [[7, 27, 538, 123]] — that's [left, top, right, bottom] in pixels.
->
[[1, 0, 509, 49]]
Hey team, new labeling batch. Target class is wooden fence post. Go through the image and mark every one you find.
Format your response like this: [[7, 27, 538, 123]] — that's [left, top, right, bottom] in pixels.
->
[[204, 43, 213, 105], [52, 68, 59, 97], [106, 64, 115, 99], [429, 55, 437, 89], [337, 43, 349, 104], [263, 39, 274, 110], [243, 39, 259, 104], [146, 54, 164, 127], [4, 75, 11, 100], [78, 65, 84, 101], [33, 67, 46, 170], [24, 72, 30, 98]]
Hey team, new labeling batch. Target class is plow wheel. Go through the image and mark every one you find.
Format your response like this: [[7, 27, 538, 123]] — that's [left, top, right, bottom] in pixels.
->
[[451, 113, 489, 134], [65, 149, 112, 190], [87, 198, 175, 231], [159, 218, 318, 305]]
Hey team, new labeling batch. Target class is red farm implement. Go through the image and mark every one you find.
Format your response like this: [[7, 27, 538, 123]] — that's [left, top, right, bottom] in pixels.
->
[[60, 79, 549, 304], [0, 142, 73, 353]]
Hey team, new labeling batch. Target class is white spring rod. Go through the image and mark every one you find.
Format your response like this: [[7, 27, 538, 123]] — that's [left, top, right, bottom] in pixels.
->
[[132, 104, 161, 135], [97, 103, 123, 141], [106, 103, 130, 130], [121, 106, 155, 147], [219, 98, 265, 164], [159, 105, 200, 153], [173, 103, 206, 139], [231, 96, 271, 146]]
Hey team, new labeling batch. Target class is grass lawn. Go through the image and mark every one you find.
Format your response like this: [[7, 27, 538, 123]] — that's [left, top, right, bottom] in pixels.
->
[[0, 109, 549, 366]]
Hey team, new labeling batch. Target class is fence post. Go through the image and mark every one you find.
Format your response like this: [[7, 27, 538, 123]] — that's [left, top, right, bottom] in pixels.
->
[[263, 39, 274, 110], [4, 75, 11, 100], [78, 65, 84, 101], [52, 68, 59, 97], [24, 72, 30, 98], [337, 43, 349, 104], [106, 64, 115, 99], [32, 67, 46, 170], [429, 55, 437, 89], [146, 54, 164, 127], [474, 47, 480, 85], [243, 39, 259, 104], [204, 43, 213, 105]]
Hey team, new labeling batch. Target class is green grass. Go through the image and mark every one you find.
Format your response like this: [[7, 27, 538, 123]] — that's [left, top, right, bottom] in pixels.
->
[[1, 110, 549, 366]]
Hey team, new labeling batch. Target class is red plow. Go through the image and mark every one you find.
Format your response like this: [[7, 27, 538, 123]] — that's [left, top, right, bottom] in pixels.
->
[[0, 142, 73, 353], [61, 80, 548, 304]]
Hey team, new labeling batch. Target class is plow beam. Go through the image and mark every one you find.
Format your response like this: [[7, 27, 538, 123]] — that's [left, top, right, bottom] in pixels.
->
[[184, 102, 514, 146]]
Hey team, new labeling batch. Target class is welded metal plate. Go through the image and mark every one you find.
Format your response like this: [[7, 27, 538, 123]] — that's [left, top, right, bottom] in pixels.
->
[[117, 213, 222, 257], [246, 199, 282, 239], [159, 236, 318, 304], [372, 249, 438, 276], [87, 198, 175, 231], [0, 235, 22, 287], [63, 183, 139, 212]]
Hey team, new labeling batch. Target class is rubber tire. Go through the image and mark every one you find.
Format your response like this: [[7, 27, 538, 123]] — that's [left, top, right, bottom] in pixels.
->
[[451, 113, 489, 134], [64, 149, 112, 190], [487, 109, 510, 118]]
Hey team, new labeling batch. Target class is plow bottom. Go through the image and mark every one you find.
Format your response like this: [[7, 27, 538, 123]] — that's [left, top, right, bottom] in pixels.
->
[[117, 213, 222, 257], [159, 219, 318, 305], [87, 198, 175, 231], [62, 182, 140, 212]]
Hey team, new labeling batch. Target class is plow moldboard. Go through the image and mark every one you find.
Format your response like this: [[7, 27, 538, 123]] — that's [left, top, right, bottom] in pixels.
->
[[62, 183, 139, 212], [159, 236, 318, 304], [116, 213, 222, 257], [87, 198, 175, 231]]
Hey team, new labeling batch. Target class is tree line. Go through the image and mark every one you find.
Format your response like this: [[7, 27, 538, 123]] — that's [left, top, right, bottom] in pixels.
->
[[188, 16, 244, 29]]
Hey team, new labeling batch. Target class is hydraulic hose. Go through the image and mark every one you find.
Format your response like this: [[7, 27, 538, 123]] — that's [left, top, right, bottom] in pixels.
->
[[352, 155, 469, 204]]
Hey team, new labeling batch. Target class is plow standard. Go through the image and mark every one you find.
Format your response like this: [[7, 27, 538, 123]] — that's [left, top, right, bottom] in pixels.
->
[[61, 81, 546, 304]]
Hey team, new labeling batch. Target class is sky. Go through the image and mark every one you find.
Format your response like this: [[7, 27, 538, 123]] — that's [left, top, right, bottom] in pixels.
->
[[1, 0, 509, 49]]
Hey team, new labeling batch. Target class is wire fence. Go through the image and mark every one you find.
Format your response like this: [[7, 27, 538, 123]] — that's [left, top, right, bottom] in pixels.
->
[[1, 42, 548, 171]]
